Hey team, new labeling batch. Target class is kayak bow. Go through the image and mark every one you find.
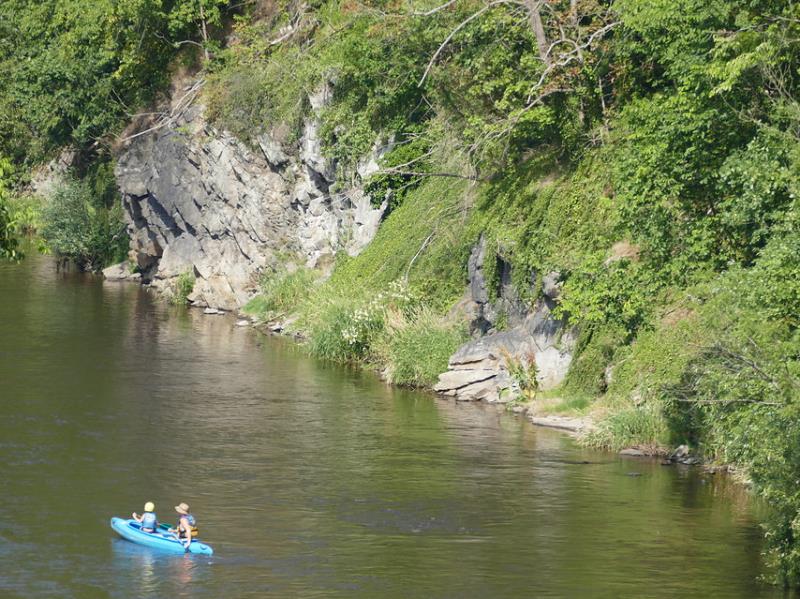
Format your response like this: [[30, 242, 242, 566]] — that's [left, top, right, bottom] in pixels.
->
[[110, 517, 213, 555]]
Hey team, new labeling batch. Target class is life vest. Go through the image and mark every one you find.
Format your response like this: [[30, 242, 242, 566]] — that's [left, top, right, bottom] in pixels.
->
[[141, 512, 158, 531], [177, 513, 199, 538]]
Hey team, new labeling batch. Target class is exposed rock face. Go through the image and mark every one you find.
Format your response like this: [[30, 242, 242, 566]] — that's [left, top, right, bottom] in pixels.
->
[[29, 147, 78, 198], [435, 237, 576, 402], [465, 235, 531, 335], [114, 86, 386, 309]]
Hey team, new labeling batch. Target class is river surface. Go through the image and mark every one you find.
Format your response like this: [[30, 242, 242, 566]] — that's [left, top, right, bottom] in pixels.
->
[[0, 251, 786, 598]]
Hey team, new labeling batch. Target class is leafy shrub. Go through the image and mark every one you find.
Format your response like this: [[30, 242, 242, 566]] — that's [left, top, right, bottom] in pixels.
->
[[171, 270, 196, 305], [0, 201, 13, 257], [363, 135, 431, 214], [499, 347, 539, 402], [7, 193, 43, 234], [0, 0, 231, 164], [557, 255, 659, 333], [39, 179, 128, 270], [0, 159, 19, 260]]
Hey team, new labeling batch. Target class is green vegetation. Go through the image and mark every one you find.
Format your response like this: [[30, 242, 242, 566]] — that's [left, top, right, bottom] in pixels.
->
[[584, 404, 670, 453], [302, 281, 416, 363], [39, 177, 128, 270], [171, 270, 196, 305], [0, 158, 18, 260], [6, 0, 800, 586], [285, 279, 466, 387], [0, 0, 235, 265], [501, 347, 539, 402], [0, 0, 231, 166], [244, 266, 319, 320], [375, 306, 467, 387], [7, 193, 44, 235], [211, 0, 800, 583]]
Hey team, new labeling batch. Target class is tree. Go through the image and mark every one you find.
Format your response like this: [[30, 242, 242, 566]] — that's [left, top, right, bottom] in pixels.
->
[[167, 0, 229, 62], [0, 157, 19, 260], [418, 0, 619, 166]]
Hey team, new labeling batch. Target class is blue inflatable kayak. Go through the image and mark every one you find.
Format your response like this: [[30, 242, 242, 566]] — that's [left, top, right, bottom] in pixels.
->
[[110, 517, 214, 555]]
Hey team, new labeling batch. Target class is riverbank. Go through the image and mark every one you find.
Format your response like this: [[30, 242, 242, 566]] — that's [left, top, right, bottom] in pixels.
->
[[234, 306, 697, 460], [104, 264, 723, 473]]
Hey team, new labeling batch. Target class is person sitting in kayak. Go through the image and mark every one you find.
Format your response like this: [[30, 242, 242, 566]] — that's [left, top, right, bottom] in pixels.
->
[[132, 501, 158, 533], [169, 502, 199, 549]]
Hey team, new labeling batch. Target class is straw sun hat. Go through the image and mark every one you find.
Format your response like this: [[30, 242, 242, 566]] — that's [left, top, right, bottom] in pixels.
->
[[175, 502, 190, 515]]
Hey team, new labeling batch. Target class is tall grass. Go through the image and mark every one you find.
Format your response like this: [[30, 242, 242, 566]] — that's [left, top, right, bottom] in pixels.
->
[[375, 307, 467, 387], [582, 403, 669, 452], [301, 281, 414, 363], [244, 267, 319, 320]]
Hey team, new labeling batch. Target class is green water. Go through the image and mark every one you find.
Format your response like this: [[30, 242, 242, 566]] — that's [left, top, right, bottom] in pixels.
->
[[0, 252, 784, 598]]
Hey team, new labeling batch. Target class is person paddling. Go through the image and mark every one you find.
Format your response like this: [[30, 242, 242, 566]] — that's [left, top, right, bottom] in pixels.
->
[[170, 502, 199, 550], [132, 501, 158, 533]]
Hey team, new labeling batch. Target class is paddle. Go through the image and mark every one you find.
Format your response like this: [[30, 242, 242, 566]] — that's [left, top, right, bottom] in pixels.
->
[[157, 522, 191, 551]]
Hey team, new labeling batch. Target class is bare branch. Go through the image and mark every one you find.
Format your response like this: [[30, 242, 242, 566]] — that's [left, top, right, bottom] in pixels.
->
[[404, 232, 435, 283], [419, 1, 516, 87], [381, 168, 485, 180], [413, 0, 459, 17], [118, 80, 205, 143]]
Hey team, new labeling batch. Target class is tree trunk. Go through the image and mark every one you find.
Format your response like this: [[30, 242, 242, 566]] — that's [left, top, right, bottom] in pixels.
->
[[526, 0, 550, 65], [199, 2, 210, 62], [570, 0, 579, 27]]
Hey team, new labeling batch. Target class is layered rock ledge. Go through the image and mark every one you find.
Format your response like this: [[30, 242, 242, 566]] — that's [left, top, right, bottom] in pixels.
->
[[434, 235, 576, 402]]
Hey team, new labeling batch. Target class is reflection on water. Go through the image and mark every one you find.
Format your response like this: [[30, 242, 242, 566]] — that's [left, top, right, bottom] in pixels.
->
[[0, 251, 786, 598], [111, 541, 209, 597]]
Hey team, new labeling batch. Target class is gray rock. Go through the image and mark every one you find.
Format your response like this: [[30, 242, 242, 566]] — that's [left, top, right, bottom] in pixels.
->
[[463, 236, 493, 335], [356, 137, 395, 180], [671, 445, 690, 460], [115, 84, 385, 310], [542, 271, 562, 300], [528, 415, 588, 433], [256, 133, 289, 167], [619, 448, 647, 457], [433, 369, 497, 392], [203, 307, 221, 315], [103, 262, 132, 281], [437, 295, 576, 404], [29, 147, 77, 198]]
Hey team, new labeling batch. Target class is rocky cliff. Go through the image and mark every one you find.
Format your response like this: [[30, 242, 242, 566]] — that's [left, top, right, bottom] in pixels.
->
[[113, 84, 386, 310], [434, 236, 575, 402], [112, 84, 574, 403]]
